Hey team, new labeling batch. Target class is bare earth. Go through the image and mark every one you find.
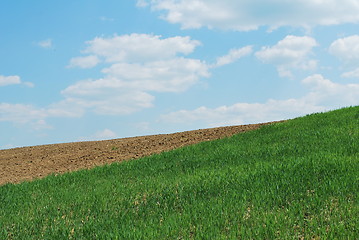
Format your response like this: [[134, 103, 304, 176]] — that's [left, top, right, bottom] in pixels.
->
[[0, 122, 280, 185]]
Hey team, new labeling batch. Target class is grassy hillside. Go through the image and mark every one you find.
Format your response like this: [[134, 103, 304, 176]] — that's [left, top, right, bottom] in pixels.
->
[[1, 106, 358, 239]]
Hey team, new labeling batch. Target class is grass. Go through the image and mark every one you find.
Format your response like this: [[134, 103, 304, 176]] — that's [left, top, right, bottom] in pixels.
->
[[0, 106, 358, 239]]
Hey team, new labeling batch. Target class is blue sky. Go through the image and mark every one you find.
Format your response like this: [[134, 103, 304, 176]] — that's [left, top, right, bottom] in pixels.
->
[[1, 0, 359, 149]]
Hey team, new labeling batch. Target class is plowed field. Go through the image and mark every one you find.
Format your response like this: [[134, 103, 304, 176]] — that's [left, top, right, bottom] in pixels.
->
[[0, 122, 281, 185]]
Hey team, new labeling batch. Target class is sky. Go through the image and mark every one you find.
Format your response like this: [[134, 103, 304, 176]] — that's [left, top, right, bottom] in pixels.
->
[[1, 0, 359, 149]]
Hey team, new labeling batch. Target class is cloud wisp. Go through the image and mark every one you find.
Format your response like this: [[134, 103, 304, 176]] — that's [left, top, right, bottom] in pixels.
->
[[214, 46, 253, 67], [78, 129, 118, 141], [38, 39, 53, 49], [67, 55, 101, 69]]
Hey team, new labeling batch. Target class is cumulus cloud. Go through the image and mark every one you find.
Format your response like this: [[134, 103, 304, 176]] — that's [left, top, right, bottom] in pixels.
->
[[329, 35, 359, 63], [214, 46, 253, 67], [102, 58, 209, 92], [62, 34, 210, 116], [255, 35, 318, 78], [329, 35, 359, 78], [68, 55, 101, 69], [2, 34, 216, 129], [0, 75, 34, 87], [138, 0, 359, 31], [82, 33, 201, 63], [59, 57, 208, 115], [302, 74, 359, 108], [160, 74, 359, 127]]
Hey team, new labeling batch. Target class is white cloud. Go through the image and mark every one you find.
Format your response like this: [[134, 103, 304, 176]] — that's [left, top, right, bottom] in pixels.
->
[[329, 35, 359, 78], [160, 74, 359, 127], [47, 98, 86, 118], [0, 75, 21, 86], [302, 74, 359, 108], [161, 99, 324, 127], [102, 58, 209, 92], [329, 35, 359, 63], [38, 39, 52, 49], [60, 85, 155, 115], [68, 55, 100, 69], [342, 68, 359, 78], [0, 103, 51, 129], [0, 33, 254, 130], [59, 77, 155, 115], [214, 46, 253, 67], [0, 75, 34, 87], [60, 58, 208, 114], [78, 129, 118, 141], [0, 103, 46, 123], [4, 33, 252, 133], [139, 0, 359, 31], [255, 35, 318, 78], [0, 95, 150, 130], [62, 34, 211, 116], [0, 100, 82, 130], [1, 34, 211, 128], [82, 33, 201, 63]]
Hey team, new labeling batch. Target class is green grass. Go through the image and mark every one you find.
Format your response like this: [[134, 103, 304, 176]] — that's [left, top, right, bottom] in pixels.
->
[[1, 106, 358, 239]]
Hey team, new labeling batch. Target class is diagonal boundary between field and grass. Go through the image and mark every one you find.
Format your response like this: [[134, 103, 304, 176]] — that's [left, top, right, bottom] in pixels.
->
[[0, 106, 358, 239]]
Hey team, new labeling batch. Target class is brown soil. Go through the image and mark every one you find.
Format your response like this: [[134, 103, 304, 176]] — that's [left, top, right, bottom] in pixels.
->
[[0, 121, 282, 185]]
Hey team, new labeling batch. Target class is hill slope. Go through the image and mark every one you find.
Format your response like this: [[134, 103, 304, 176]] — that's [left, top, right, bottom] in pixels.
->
[[0, 106, 358, 239]]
